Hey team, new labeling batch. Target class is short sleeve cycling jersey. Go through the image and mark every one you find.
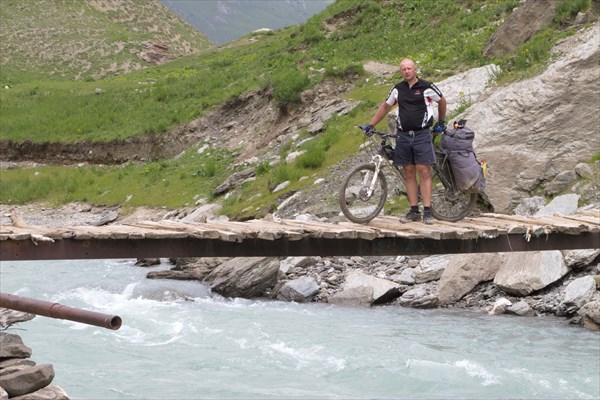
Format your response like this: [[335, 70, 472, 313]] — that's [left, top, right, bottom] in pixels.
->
[[384, 78, 443, 131]]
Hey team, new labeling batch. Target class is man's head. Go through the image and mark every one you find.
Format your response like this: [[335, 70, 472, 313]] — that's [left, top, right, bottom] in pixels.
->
[[399, 59, 418, 83]]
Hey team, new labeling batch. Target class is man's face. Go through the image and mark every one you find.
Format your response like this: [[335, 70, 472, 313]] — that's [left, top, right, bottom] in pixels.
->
[[400, 63, 417, 81]]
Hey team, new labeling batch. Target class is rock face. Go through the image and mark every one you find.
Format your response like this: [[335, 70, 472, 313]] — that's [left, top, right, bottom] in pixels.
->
[[464, 22, 600, 212]]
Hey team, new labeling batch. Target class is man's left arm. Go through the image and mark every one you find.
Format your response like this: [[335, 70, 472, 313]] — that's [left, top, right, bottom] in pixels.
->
[[437, 96, 447, 123]]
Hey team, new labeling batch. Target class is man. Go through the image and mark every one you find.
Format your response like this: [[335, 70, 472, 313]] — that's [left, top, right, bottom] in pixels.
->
[[363, 58, 446, 224]]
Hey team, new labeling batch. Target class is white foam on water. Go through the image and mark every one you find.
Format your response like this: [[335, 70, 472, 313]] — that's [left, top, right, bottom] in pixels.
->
[[454, 359, 500, 386]]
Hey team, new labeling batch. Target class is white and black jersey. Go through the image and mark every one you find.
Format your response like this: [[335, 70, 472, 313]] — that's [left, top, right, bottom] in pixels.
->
[[384, 78, 443, 131]]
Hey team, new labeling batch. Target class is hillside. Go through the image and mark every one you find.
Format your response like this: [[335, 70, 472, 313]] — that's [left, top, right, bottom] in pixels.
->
[[0, 0, 212, 83], [0, 0, 598, 218], [161, 0, 333, 45]]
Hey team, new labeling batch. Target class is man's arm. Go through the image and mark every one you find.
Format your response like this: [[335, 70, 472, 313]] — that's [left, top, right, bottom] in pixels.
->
[[437, 96, 447, 122], [370, 102, 394, 127]]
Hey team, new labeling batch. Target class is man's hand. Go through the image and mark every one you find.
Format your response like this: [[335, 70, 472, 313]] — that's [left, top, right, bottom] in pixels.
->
[[359, 124, 374, 136], [433, 121, 446, 133]]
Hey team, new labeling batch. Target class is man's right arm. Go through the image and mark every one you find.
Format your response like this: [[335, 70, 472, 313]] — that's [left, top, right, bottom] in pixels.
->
[[370, 102, 393, 127]]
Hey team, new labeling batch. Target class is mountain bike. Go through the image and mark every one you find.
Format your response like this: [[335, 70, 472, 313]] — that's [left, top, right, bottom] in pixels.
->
[[338, 127, 477, 223]]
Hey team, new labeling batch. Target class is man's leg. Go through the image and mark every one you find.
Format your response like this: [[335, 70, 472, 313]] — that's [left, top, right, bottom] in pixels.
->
[[403, 164, 419, 206], [416, 164, 431, 207]]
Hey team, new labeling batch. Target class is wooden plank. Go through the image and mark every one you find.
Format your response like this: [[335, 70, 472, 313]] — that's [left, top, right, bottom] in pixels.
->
[[246, 220, 305, 241], [472, 216, 530, 235], [126, 221, 225, 240], [279, 220, 361, 239], [436, 218, 502, 238], [481, 213, 584, 235], [372, 216, 481, 240], [558, 214, 600, 231]]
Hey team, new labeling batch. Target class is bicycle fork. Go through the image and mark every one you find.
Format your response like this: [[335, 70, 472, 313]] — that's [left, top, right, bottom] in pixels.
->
[[363, 155, 384, 198]]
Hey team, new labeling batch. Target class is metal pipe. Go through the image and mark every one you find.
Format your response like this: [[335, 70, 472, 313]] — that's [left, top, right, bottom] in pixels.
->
[[0, 293, 122, 330]]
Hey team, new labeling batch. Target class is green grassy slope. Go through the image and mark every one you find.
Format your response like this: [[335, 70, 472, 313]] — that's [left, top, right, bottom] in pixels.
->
[[0, 0, 212, 83]]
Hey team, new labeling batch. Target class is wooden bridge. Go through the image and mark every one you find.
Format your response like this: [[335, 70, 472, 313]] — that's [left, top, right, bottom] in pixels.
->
[[1, 209, 598, 261]]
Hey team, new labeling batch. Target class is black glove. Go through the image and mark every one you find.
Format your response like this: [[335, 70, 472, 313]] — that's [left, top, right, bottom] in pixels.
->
[[433, 121, 446, 133], [359, 124, 374, 136]]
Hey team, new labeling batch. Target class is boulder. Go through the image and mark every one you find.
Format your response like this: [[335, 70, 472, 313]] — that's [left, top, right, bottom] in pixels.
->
[[329, 286, 373, 308], [437, 253, 505, 305], [278, 276, 320, 302], [494, 251, 569, 296], [10, 384, 70, 400], [579, 301, 600, 331], [278, 256, 318, 278], [487, 298, 512, 315], [561, 275, 597, 310], [0, 364, 55, 398], [506, 300, 536, 317], [562, 249, 600, 269], [0, 333, 32, 359], [205, 257, 279, 298], [342, 271, 400, 304], [536, 194, 580, 216], [398, 287, 438, 308], [414, 255, 451, 284]]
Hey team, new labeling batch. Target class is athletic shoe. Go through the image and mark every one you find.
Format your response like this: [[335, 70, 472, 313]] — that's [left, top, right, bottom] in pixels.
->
[[423, 212, 434, 225], [402, 209, 422, 222]]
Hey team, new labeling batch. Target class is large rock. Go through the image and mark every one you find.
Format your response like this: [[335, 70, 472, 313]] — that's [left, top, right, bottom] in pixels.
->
[[437, 253, 505, 305], [10, 384, 70, 400], [484, 0, 561, 57], [398, 287, 438, 309], [329, 286, 373, 308], [278, 276, 320, 302], [579, 301, 600, 331], [0, 333, 32, 359], [414, 255, 451, 284], [561, 275, 598, 310], [562, 249, 600, 269], [0, 364, 55, 398], [331, 271, 400, 306], [494, 251, 569, 296], [204, 257, 279, 298], [464, 22, 600, 212]]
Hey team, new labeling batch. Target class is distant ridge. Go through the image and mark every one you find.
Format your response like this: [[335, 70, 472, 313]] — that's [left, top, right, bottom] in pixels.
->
[[161, 0, 333, 45]]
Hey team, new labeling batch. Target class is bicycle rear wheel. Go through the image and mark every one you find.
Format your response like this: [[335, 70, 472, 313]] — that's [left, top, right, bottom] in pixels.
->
[[430, 167, 477, 222], [339, 163, 387, 224]]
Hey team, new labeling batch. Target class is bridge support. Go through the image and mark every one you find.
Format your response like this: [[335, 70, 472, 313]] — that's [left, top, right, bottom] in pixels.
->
[[1, 232, 598, 261]]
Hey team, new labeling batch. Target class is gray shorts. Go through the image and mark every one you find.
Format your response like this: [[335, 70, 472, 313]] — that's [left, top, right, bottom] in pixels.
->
[[394, 128, 437, 165]]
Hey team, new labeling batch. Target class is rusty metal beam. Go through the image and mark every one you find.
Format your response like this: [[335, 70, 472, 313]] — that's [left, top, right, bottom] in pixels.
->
[[1, 232, 598, 261]]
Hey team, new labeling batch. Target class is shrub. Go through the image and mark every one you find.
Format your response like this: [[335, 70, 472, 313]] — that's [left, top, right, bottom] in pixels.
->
[[271, 70, 311, 111]]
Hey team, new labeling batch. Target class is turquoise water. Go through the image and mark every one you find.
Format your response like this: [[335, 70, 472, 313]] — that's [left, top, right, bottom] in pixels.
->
[[1, 259, 599, 400]]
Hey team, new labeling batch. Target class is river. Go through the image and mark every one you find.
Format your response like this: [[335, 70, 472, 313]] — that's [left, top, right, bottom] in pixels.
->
[[1, 259, 598, 400]]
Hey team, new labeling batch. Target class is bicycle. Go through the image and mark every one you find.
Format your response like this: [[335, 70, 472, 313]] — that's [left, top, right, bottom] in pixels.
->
[[338, 127, 477, 224]]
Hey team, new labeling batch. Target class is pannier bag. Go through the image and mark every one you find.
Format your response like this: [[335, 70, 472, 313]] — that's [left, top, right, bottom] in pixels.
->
[[440, 121, 486, 193]]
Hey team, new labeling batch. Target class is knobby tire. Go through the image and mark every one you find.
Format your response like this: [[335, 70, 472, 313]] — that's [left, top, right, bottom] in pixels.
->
[[339, 163, 388, 224]]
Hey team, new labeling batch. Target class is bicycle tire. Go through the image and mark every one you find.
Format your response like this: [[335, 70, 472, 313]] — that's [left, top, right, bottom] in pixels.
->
[[339, 163, 388, 224], [430, 167, 477, 222]]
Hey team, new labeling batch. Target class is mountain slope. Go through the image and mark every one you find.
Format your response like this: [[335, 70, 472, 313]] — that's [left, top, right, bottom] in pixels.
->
[[0, 0, 212, 83], [161, 0, 333, 45]]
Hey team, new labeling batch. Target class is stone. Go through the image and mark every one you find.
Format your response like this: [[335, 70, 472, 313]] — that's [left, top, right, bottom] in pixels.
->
[[10, 384, 70, 400], [562, 249, 600, 269], [536, 194, 580, 216], [343, 271, 400, 304], [0, 333, 32, 359], [579, 301, 600, 331], [487, 298, 512, 315], [544, 171, 578, 196], [329, 286, 373, 308], [0, 364, 55, 398], [205, 257, 279, 298], [506, 300, 536, 317], [513, 196, 546, 216], [494, 251, 569, 296], [561, 276, 597, 310], [414, 255, 451, 283], [398, 287, 438, 309], [437, 253, 504, 305], [278, 276, 320, 302], [575, 163, 593, 178], [0, 309, 35, 329], [135, 258, 160, 267]]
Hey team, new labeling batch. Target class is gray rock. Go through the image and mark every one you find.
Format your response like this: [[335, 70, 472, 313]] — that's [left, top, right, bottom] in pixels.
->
[[329, 286, 373, 308], [544, 171, 578, 196], [437, 253, 504, 305], [399, 287, 438, 308], [562, 249, 600, 269], [0, 364, 55, 398], [278, 276, 320, 302], [0, 309, 35, 329], [0, 333, 32, 359], [487, 298, 512, 315], [494, 251, 569, 296], [561, 275, 597, 310], [343, 271, 400, 304], [506, 300, 536, 317], [575, 163, 593, 178], [513, 196, 546, 216], [579, 301, 600, 331], [205, 257, 279, 298], [536, 194, 580, 216], [9, 385, 70, 400], [414, 255, 451, 283]]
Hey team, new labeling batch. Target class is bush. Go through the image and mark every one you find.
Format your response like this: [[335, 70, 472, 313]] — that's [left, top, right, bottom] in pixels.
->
[[271, 70, 311, 111]]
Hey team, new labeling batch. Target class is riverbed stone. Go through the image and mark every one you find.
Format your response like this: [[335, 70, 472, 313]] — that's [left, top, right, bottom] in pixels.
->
[[579, 301, 600, 331], [0, 364, 55, 398], [329, 286, 373, 307], [205, 257, 279, 298], [0, 333, 32, 359], [494, 251, 569, 296], [506, 300, 536, 317], [278, 276, 320, 302], [561, 275, 597, 310], [437, 253, 504, 305], [10, 384, 70, 400], [342, 271, 400, 304], [414, 255, 451, 284], [398, 287, 438, 308], [536, 194, 580, 216], [562, 249, 600, 269]]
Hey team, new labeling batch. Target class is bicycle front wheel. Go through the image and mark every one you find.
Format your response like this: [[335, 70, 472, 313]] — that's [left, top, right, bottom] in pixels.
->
[[430, 168, 477, 222], [339, 163, 388, 224]]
